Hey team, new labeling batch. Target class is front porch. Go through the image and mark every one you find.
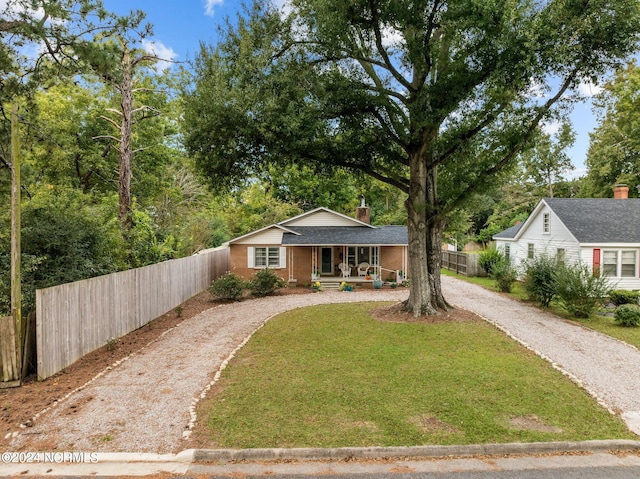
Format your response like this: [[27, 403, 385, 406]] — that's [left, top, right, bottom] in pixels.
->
[[308, 245, 407, 284]]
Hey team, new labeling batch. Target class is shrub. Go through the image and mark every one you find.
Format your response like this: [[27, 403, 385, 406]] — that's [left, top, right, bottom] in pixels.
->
[[492, 261, 518, 293], [209, 273, 246, 301], [478, 248, 504, 276], [523, 255, 557, 307], [553, 264, 612, 318], [614, 304, 640, 327], [247, 268, 285, 297], [609, 289, 640, 306]]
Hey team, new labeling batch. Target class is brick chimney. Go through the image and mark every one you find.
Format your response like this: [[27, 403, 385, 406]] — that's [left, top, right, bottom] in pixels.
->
[[356, 196, 370, 224], [614, 184, 629, 199]]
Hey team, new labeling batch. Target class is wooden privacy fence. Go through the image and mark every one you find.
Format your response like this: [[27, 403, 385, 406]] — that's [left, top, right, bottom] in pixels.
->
[[441, 251, 485, 277], [35, 246, 230, 380], [0, 316, 19, 384]]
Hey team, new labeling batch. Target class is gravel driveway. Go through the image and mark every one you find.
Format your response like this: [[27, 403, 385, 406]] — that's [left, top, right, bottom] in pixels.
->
[[9, 289, 408, 453], [9, 276, 640, 453]]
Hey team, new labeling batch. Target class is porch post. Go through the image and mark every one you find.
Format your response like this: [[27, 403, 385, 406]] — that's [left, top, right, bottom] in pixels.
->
[[311, 246, 317, 280]]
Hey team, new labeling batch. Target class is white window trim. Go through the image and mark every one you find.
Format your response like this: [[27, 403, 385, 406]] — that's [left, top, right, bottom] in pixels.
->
[[247, 246, 286, 269], [601, 249, 638, 278], [543, 212, 550, 234]]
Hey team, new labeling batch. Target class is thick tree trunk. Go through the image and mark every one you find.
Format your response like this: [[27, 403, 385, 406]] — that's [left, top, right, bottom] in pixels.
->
[[425, 167, 450, 311], [402, 150, 450, 316], [403, 150, 438, 317], [426, 216, 450, 311], [118, 46, 133, 231]]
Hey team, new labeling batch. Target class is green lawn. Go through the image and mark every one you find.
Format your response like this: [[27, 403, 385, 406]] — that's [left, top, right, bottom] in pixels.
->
[[442, 269, 640, 349], [197, 302, 633, 448]]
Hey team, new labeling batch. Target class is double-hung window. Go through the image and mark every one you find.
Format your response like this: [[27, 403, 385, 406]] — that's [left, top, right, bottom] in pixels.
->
[[602, 250, 638, 278], [621, 250, 637, 277], [249, 247, 285, 268]]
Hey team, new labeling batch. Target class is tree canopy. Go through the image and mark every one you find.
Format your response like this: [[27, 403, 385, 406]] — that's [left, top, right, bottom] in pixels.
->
[[184, 0, 640, 315], [583, 62, 640, 198]]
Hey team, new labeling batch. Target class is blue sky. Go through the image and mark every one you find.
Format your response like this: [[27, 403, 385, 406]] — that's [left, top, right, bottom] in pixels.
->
[[103, 0, 609, 179]]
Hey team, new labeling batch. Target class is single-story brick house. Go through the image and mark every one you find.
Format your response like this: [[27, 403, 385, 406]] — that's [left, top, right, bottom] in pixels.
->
[[493, 185, 640, 290], [225, 204, 409, 285]]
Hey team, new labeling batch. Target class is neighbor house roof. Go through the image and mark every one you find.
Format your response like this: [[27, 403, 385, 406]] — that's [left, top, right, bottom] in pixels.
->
[[494, 198, 640, 244], [492, 222, 524, 240], [281, 226, 408, 246], [544, 198, 640, 243]]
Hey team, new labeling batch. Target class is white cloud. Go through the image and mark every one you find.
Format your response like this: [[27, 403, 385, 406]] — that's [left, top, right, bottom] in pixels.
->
[[204, 0, 224, 17], [142, 40, 178, 72], [578, 80, 603, 97]]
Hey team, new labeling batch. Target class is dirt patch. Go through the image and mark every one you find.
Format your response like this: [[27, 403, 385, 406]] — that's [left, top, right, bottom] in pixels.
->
[[508, 415, 563, 433], [0, 287, 311, 446], [371, 303, 482, 324], [408, 414, 460, 434]]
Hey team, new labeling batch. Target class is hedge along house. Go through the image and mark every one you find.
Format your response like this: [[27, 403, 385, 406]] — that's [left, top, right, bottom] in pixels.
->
[[226, 204, 409, 286], [493, 185, 640, 290]]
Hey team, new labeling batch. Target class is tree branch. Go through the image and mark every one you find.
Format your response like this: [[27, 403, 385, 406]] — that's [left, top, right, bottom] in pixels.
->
[[444, 71, 578, 215], [93, 134, 121, 143], [368, 0, 412, 91]]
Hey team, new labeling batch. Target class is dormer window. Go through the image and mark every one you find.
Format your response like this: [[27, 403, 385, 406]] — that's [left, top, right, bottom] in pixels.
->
[[543, 213, 550, 233]]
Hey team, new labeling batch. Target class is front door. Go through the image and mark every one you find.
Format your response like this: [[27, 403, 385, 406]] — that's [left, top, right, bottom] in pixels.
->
[[320, 247, 333, 275]]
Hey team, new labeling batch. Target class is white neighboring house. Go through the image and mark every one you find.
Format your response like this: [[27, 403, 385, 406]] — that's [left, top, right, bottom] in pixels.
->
[[493, 188, 640, 291]]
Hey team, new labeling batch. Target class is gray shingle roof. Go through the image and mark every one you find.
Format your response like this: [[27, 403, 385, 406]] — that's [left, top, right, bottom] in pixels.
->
[[493, 222, 524, 239], [544, 198, 640, 243], [281, 226, 408, 245]]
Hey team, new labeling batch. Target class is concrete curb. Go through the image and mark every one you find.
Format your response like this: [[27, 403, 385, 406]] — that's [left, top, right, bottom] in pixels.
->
[[191, 440, 640, 463], [94, 449, 196, 463]]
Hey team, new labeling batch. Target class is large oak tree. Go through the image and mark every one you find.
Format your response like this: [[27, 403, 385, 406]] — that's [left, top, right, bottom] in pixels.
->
[[184, 0, 640, 316]]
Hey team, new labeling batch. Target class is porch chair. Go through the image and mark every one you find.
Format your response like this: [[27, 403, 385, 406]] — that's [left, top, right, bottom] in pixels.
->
[[338, 262, 351, 278], [357, 262, 369, 277]]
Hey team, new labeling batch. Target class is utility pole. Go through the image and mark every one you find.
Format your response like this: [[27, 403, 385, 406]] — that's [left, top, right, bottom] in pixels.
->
[[10, 103, 22, 384]]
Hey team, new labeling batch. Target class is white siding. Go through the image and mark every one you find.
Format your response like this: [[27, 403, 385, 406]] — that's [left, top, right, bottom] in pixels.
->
[[234, 228, 284, 245], [286, 210, 363, 227], [580, 246, 640, 291], [508, 204, 580, 268]]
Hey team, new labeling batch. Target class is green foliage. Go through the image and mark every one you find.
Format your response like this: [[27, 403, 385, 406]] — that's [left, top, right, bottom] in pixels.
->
[[478, 248, 505, 277], [492, 261, 518, 293], [127, 208, 179, 268], [614, 304, 640, 327], [0, 187, 124, 315], [209, 273, 246, 301], [582, 63, 640, 198], [521, 122, 576, 197], [553, 264, 612, 319], [222, 183, 303, 238], [609, 289, 640, 306], [247, 268, 285, 298], [523, 255, 558, 307]]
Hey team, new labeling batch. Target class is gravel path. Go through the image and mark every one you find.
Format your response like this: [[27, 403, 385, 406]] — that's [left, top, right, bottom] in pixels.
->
[[9, 276, 640, 453], [442, 275, 640, 435], [9, 289, 408, 453]]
